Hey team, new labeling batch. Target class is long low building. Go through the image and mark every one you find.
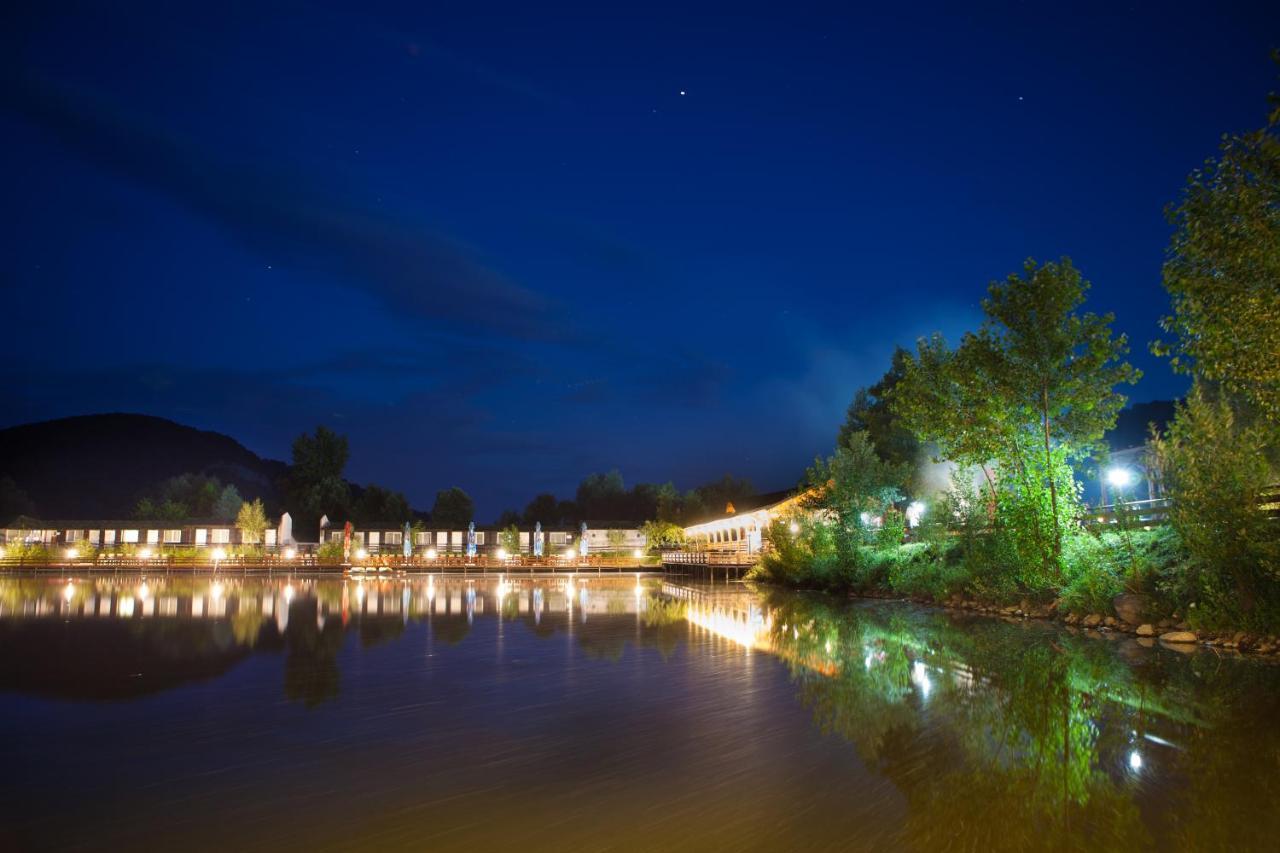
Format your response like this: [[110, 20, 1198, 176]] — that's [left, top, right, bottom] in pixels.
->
[[1, 513, 645, 557]]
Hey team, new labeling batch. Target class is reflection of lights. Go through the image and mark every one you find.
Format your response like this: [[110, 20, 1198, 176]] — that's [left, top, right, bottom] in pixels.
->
[[911, 660, 932, 699], [355, 582, 365, 602], [138, 582, 150, 601], [119, 596, 135, 617], [1107, 467, 1134, 489], [495, 576, 510, 598], [1128, 750, 1143, 772], [686, 603, 766, 650], [425, 548, 437, 560], [211, 581, 224, 600], [284, 583, 295, 603], [63, 581, 75, 602]]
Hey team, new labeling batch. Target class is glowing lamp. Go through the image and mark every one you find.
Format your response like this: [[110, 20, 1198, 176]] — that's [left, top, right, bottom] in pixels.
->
[[1106, 467, 1134, 489]]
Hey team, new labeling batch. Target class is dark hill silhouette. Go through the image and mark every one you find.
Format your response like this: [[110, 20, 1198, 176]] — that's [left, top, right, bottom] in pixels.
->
[[0, 414, 287, 519]]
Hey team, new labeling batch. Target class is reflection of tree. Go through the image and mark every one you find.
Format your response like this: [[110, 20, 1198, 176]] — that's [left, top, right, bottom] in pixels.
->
[[431, 616, 471, 646], [282, 599, 344, 707], [755, 591, 1194, 848], [358, 616, 404, 648]]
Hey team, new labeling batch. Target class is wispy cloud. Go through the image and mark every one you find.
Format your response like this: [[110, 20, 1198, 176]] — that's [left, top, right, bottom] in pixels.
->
[[2, 72, 565, 341]]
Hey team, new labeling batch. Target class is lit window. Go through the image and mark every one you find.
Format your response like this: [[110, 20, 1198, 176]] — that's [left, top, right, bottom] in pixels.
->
[[210, 529, 230, 544], [122, 529, 139, 544], [475, 532, 486, 545], [550, 532, 567, 545], [147, 530, 160, 544], [436, 531, 448, 546], [163, 530, 182, 544], [385, 532, 401, 545], [195, 529, 207, 545], [104, 530, 117, 544], [369, 532, 381, 546], [65, 529, 81, 542], [89, 530, 101, 544], [265, 530, 276, 545]]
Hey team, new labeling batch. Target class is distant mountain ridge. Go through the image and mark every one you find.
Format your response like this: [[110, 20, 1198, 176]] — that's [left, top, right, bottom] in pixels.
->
[[0, 413, 288, 520]]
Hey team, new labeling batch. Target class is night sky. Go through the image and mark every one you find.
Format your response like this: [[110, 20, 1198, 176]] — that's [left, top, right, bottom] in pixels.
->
[[3, 1, 1278, 516]]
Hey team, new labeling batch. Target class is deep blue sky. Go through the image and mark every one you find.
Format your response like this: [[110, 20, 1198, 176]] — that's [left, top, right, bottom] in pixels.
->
[[2, 1, 1277, 516]]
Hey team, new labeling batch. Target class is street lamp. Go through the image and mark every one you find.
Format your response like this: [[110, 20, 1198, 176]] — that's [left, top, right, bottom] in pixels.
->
[[1106, 467, 1134, 489]]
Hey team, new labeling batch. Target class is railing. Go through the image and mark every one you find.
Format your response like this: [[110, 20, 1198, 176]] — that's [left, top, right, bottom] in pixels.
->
[[0, 552, 655, 572], [661, 549, 757, 567]]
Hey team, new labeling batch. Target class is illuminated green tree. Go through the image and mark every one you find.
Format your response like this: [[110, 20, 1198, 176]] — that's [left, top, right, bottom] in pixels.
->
[[1157, 65, 1280, 423], [236, 498, 270, 548]]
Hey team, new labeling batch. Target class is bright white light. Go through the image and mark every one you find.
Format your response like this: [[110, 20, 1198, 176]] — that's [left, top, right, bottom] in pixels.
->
[[1107, 467, 1134, 489], [65, 547, 78, 560], [497, 548, 508, 560], [212, 547, 226, 561], [425, 548, 437, 560], [63, 581, 75, 602], [355, 581, 365, 602], [284, 548, 296, 560], [138, 582, 149, 601], [789, 521, 800, 533], [633, 548, 643, 559], [138, 547, 152, 560], [356, 548, 368, 560], [912, 660, 933, 699], [565, 547, 577, 560], [284, 583, 295, 602], [860, 512, 872, 525], [1128, 750, 1143, 772], [906, 501, 926, 527], [210, 581, 224, 600]]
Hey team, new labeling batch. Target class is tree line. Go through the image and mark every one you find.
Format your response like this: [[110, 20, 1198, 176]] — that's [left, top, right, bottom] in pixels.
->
[[757, 57, 1280, 632]]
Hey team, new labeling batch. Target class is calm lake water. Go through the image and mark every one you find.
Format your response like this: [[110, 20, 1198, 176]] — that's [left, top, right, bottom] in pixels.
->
[[2, 573, 1279, 852]]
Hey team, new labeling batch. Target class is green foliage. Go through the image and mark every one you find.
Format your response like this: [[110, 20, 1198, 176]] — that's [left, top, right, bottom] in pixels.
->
[[1155, 384, 1280, 628], [351, 484, 411, 525], [317, 539, 344, 561], [290, 425, 351, 518], [498, 524, 520, 555], [495, 509, 521, 527], [431, 487, 474, 529], [640, 519, 685, 548], [837, 347, 923, 492], [235, 498, 270, 548], [522, 493, 561, 525], [1157, 93, 1280, 422]]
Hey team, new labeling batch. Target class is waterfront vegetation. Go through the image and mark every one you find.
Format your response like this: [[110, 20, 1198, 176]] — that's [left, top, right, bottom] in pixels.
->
[[752, 89, 1280, 633]]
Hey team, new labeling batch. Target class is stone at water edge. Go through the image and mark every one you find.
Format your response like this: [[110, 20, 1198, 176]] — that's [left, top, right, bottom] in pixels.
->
[[1112, 593, 1151, 626], [1082, 614, 1103, 628], [1159, 631, 1198, 644], [1136, 624, 1156, 637]]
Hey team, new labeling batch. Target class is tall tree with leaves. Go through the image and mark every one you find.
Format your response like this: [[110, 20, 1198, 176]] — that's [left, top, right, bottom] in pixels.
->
[[837, 347, 922, 488], [431, 487, 474, 529], [979, 258, 1140, 554], [236, 498, 270, 549], [1157, 58, 1280, 423], [290, 426, 351, 518]]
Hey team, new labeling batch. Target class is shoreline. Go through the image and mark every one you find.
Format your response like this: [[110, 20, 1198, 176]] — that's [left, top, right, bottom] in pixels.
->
[[838, 587, 1280, 659]]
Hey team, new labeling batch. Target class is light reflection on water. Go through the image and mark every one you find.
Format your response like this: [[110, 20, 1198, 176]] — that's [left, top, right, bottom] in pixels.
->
[[2, 573, 1279, 851]]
